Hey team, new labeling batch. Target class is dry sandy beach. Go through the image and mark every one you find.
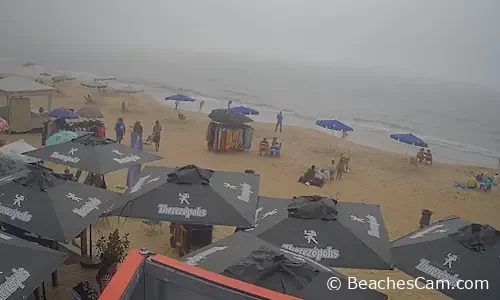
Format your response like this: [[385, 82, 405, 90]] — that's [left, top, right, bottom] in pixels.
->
[[1, 80, 499, 300]]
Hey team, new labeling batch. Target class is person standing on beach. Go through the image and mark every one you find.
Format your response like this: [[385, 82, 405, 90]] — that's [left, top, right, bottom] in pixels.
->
[[228, 100, 233, 109], [275, 111, 283, 133], [152, 120, 162, 152], [175, 100, 179, 110], [199, 100, 204, 112], [115, 117, 125, 144], [336, 159, 345, 180]]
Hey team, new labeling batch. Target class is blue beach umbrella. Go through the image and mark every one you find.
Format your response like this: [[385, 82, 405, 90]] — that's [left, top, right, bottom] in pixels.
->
[[228, 106, 259, 115], [48, 108, 79, 119], [390, 133, 428, 156], [316, 119, 353, 132], [45, 130, 79, 146], [165, 94, 196, 102], [390, 133, 428, 148]]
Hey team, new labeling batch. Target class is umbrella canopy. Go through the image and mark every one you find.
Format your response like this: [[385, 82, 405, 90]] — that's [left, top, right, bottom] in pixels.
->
[[244, 196, 393, 269], [114, 85, 144, 93], [390, 133, 428, 148], [391, 216, 499, 300], [80, 80, 108, 89], [228, 106, 260, 115], [0, 156, 31, 180], [45, 130, 79, 146], [108, 165, 260, 227], [0, 140, 39, 164], [0, 117, 9, 131], [209, 109, 253, 126], [316, 120, 353, 132], [165, 94, 196, 102], [48, 108, 78, 119], [0, 165, 118, 241], [23, 134, 163, 174], [183, 231, 387, 300], [0, 231, 67, 299], [52, 74, 76, 83], [76, 106, 104, 118]]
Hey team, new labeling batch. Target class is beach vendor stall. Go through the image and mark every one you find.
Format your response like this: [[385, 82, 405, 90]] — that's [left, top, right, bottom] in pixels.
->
[[206, 109, 254, 152]]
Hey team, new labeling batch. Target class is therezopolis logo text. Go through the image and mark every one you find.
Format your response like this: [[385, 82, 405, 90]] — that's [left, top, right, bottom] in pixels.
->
[[415, 258, 461, 287], [0, 202, 32, 222], [185, 246, 228, 265], [113, 155, 140, 164], [281, 244, 340, 261], [157, 204, 207, 218], [72, 197, 101, 217], [50, 152, 80, 163], [0, 267, 31, 300]]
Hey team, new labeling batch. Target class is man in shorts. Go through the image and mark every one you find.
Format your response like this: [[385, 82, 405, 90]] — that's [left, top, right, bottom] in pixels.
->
[[152, 120, 162, 152]]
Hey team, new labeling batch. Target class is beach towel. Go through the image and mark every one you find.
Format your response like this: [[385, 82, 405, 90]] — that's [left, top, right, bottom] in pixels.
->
[[453, 183, 471, 190]]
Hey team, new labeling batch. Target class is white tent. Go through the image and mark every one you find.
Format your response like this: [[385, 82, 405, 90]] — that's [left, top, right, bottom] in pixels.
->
[[0, 76, 55, 132], [0, 139, 39, 163]]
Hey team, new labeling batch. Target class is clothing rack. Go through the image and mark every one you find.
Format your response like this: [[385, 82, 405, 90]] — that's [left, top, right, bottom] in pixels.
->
[[206, 121, 254, 152]]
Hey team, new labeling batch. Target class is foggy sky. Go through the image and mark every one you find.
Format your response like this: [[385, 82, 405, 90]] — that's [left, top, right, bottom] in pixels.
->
[[0, 0, 499, 84]]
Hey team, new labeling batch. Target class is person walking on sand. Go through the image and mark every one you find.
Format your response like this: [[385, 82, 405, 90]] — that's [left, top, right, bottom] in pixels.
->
[[329, 159, 336, 181], [227, 100, 233, 109], [175, 100, 179, 110], [115, 117, 125, 144], [199, 100, 204, 112], [275, 111, 283, 133], [152, 120, 162, 152], [336, 159, 345, 180]]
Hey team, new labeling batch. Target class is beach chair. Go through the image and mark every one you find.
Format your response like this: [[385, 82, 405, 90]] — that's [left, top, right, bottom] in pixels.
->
[[178, 111, 187, 120], [142, 219, 162, 232], [268, 142, 281, 157]]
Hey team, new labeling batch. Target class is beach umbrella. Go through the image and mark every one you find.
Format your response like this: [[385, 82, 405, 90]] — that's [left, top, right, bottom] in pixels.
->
[[228, 106, 260, 115], [48, 108, 79, 119], [23, 133, 163, 174], [51, 74, 76, 83], [165, 94, 196, 102], [390, 133, 428, 148], [243, 196, 393, 270], [45, 130, 79, 146], [80, 80, 108, 89], [209, 109, 253, 126], [94, 76, 116, 81], [183, 231, 387, 300], [114, 85, 144, 93], [316, 120, 353, 132], [391, 216, 499, 300], [108, 165, 260, 227], [0, 117, 9, 131], [76, 106, 104, 119], [0, 231, 67, 300], [0, 140, 39, 164], [0, 165, 117, 242]]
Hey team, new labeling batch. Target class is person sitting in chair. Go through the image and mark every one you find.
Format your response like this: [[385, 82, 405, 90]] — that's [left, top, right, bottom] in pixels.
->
[[259, 138, 269, 155], [268, 137, 281, 156], [425, 149, 433, 165], [417, 148, 425, 163]]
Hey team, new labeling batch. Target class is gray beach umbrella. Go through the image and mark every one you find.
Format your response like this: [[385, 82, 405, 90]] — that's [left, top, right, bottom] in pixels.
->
[[52, 74, 76, 83], [0, 231, 67, 300], [80, 80, 108, 89], [76, 106, 104, 118], [23, 133, 163, 174], [243, 196, 393, 270], [0, 165, 117, 242], [108, 165, 260, 227], [391, 216, 499, 300], [183, 231, 387, 300], [114, 85, 144, 93]]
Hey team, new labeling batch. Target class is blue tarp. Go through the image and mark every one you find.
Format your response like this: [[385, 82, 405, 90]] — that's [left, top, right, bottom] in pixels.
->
[[228, 106, 259, 115], [48, 108, 78, 119], [316, 119, 353, 132], [165, 94, 196, 102], [390, 133, 428, 148]]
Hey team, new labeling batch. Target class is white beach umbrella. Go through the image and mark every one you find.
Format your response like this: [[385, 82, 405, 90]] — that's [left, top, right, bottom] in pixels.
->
[[114, 85, 144, 93], [80, 80, 108, 89], [52, 74, 76, 83], [94, 76, 116, 81]]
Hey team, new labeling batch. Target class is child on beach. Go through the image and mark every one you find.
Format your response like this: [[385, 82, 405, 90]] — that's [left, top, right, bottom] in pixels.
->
[[329, 160, 336, 180], [336, 159, 344, 180]]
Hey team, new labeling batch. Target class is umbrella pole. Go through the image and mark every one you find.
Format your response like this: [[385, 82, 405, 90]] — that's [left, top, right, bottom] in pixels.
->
[[89, 224, 93, 258]]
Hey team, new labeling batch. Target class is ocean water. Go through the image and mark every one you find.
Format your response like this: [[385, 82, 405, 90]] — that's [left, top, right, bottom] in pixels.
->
[[1, 52, 499, 167]]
